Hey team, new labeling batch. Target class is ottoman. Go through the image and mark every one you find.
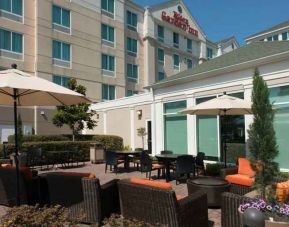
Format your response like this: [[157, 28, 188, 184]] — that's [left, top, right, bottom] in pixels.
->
[[187, 176, 230, 207]]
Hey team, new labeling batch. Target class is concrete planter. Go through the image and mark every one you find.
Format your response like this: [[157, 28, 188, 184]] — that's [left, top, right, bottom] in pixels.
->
[[265, 220, 289, 227]]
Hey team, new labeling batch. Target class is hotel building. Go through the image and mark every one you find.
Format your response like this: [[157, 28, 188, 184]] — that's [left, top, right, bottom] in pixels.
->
[[0, 0, 237, 141]]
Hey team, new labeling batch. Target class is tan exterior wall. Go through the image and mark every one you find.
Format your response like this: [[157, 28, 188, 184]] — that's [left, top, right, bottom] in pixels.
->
[[106, 108, 131, 146]]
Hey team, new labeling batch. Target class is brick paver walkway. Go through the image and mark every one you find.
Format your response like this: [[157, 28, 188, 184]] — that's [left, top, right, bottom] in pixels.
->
[[0, 162, 221, 226]]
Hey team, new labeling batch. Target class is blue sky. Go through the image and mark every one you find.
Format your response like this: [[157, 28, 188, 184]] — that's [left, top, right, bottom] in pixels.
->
[[133, 0, 289, 45]]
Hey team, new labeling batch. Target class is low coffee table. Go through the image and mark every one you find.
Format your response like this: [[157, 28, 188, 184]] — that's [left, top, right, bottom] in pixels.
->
[[187, 176, 230, 207]]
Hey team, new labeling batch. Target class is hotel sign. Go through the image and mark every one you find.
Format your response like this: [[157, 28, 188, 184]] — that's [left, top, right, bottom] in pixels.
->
[[161, 11, 198, 37]]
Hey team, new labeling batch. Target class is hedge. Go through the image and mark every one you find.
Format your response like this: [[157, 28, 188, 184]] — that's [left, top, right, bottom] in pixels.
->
[[7, 134, 123, 151]]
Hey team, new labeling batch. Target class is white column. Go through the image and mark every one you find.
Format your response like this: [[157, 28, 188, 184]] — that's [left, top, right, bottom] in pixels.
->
[[130, 107, 135, 150], [244, 85, 253, 156], [151, 101, 156, 155], [187, 95, 196, 155], [154, 101, 164, 155], [34, 106, 37, 135], [103, 111, 107, 134]]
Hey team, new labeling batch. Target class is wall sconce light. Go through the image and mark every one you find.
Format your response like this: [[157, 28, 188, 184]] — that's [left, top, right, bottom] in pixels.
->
[[96, 113, 99, 119], [137, 110, 142, 120], [40, 111, 45, 116]]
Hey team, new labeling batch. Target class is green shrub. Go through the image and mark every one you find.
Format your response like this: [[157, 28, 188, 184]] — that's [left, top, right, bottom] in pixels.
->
[[0, 205, 79, 226], [8, 134, 69, 143], [7, 134, 123, 151], [278, 171, 289, 179], [92, 135, 123, 151], [206, 163, 225, 176]]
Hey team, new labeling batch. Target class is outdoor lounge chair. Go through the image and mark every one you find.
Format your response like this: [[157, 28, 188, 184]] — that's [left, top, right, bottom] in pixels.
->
[[140, 152, 164, 179], [42, 172, 120, 225], [0, 166, 39, 206], [105, 150, 124, 174], [118, 178, 208, 227], [174, 155, 195, 184], [220, 158, 255, 195]]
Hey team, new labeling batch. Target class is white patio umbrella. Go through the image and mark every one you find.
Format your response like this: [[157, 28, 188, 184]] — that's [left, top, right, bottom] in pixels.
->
[[179, 93, 252, 167], [0, 65, 90, 205]]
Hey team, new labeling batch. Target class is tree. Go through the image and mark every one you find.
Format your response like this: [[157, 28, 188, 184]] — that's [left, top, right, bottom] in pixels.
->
[[52, 79, 97, 141], [247, 68, 279, 198], [137, 127, 147, 149]]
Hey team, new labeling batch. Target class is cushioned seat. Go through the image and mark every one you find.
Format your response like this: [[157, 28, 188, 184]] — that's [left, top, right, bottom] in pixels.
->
[[225, 174, 254, 187]]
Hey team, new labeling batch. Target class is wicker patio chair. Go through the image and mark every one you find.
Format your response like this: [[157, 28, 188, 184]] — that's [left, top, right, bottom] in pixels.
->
[[0, 167, 39, 206], [105, 150, 124, 174], [118, 179, 208, 227], [174, 155, 195, 184], [42, 173, 120, 225], [195, 152, 206, 176], [140, 152, 164, 179]]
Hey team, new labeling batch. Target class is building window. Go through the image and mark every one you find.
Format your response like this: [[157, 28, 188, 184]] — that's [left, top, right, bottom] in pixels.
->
[[187, 58, 192, 69], [207, 48, 213, 59], [173, 32, 179, 48], [164, 101, 187, 154], [101, 54, 115, 73], [0, 28, 23, 53], [126, 37, 137, 56], [52, 5, 70, 29], [158, 72, 165, 81], [157, 25, 164, 42], [101, 24, 114, 46], [101, 0, 114, 15], [267, 36, 273, 41], [52, 40, 71, 67], [53, 75, 70, 88], [127, 63, 138, 82], [173, 54, 180, 69], [273, 34, 279, 41], [127, 90, 138, 97], [126, 11, 137, 31], [0, 0, 22, 16], [157, 48, 164, 64], [187, 38, 192, 52], [102, 84, 115, 101], [269, 85, 289, 169], [282, 32, 288, 41]]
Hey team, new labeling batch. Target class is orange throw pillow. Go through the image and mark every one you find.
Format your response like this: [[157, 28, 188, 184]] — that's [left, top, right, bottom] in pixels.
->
[[1, 166, 33, 180], [129, 178, 172, 190], [58, 172, 96, 179], [238, 158, 255, 177], [176, 195, 185, 200]]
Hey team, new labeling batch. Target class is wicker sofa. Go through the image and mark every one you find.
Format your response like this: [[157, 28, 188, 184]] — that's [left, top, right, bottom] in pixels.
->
[[41, 173, 120, 225], [118, 178, 208, 227], [0, 166, 39, 206]]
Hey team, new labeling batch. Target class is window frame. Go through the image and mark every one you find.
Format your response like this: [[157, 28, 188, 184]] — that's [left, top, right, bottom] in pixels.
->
[[158, 71, 165, 81], [157, 48, 165, 64], [101, 23, 115, 46], [187, 58, 193, 69], [126, 37, 137, 56], [127, 63, 138, 83], [282, 32, 288, 41], [101, 53, 115, 74], [101, 0, 114, 17], [0, 28, 23, 59], [173, 54, 180, 70], [52, 75, 71, 88], [207, 47, 213, 59], [173, 32, 179, 48], [126, 10, 137, 31], [102, 83, 116, 101], [0, 0, 23, 20], [157, 25, 164, 42], [187, 38, 192, 52], [52, 40, 71, 68], [52, 5, 71, 29]]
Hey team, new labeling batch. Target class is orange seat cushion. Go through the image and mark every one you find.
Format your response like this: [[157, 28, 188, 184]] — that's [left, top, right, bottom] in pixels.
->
[[152, 163, 163, 169], [58, 172, 96, 179], [276, 180, 289, 203], [1, 166, 33, 180], [176, 195, 185, 200], [129, 178, 172, 190], [225, 174, 254, 187], [238, 158, 255, 177]]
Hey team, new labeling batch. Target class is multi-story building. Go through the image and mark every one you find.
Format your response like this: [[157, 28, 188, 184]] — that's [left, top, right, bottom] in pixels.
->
[[246, 19, 289, 43], [0, 0, 237, 140]]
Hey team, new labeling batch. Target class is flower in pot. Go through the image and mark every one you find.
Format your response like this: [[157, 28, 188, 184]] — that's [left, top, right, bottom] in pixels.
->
[[239, 199, 289, 226]]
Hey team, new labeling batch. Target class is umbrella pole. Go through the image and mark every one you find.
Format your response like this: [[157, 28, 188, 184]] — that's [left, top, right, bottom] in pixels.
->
[[13, 88, 20, 206], [223, 110, 227, 168]]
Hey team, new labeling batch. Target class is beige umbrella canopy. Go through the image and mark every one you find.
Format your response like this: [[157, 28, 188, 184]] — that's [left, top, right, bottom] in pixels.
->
[[0, 66, 90, 205], [179, 94, 252, 115], [0, 69, 90, 106], [179, 93, 252, 168]]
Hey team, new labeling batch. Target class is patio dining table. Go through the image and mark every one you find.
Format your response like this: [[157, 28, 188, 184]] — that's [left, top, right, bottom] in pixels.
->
[[113, 150, 142, 171], [156, 154, 194, 182]]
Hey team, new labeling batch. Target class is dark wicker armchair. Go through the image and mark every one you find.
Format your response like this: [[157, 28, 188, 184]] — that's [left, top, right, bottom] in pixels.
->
[[0, 167, 39, 206], [118, 179, 208, 227], [42, 173, 120, 225]]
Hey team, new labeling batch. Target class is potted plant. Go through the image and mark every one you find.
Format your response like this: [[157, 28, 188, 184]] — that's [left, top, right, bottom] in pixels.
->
[[239, 199, 289, 226]]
